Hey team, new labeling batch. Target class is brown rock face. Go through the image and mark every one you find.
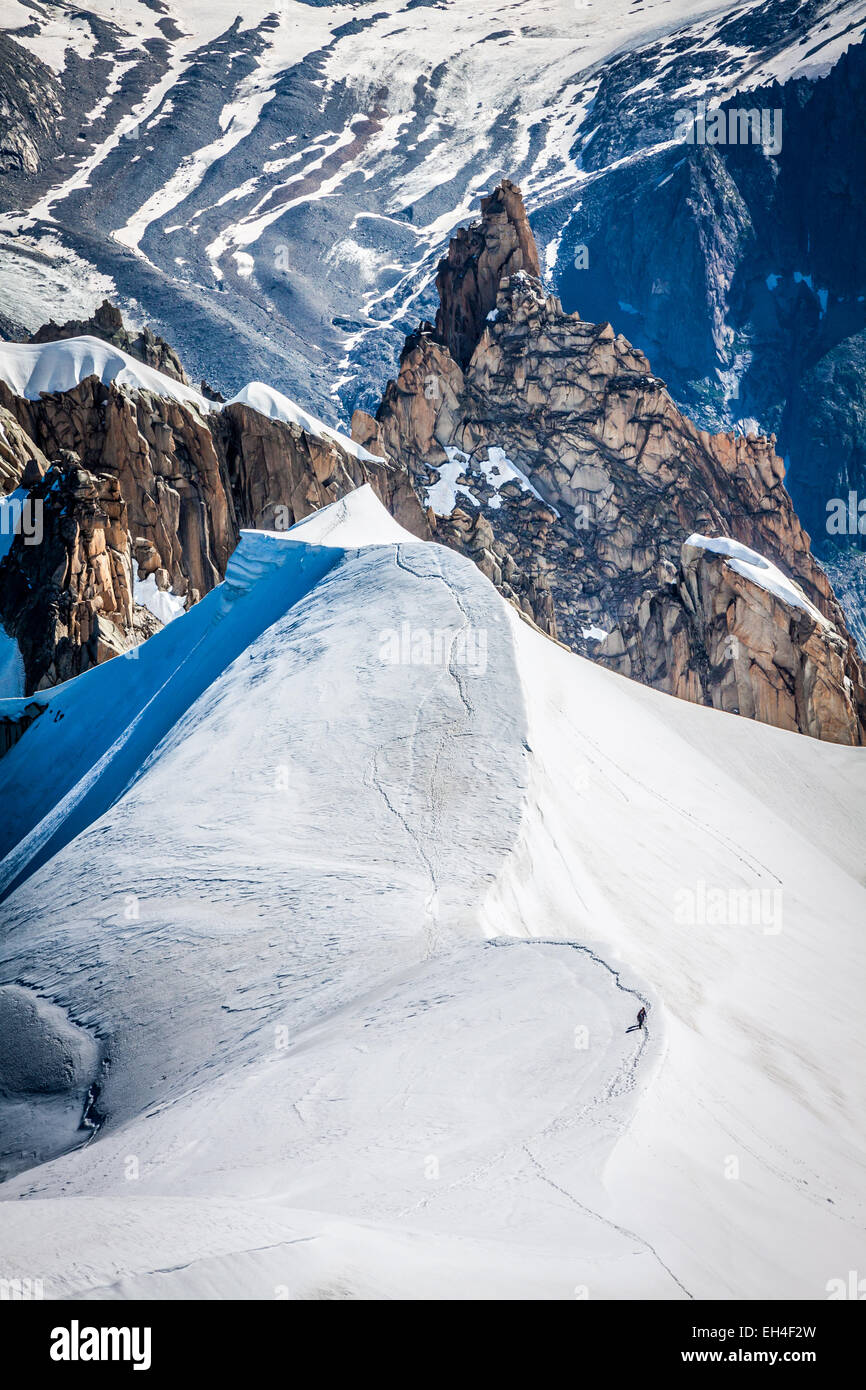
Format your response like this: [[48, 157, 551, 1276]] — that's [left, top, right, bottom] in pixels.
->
[[363, 320, 559, 636], [0, 366, 430, 694], [0, 377, 236, 606], [0, 404, 48, 492], [217, 404, 428, 541], [434, 178, 541, 369], [0, 457, 144, 690], [600, 539, 865, 744], [365, 179, 866, 743]]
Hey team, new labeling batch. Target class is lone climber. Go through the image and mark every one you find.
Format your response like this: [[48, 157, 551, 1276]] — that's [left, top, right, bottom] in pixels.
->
[[626, 1005, 648, 1034]]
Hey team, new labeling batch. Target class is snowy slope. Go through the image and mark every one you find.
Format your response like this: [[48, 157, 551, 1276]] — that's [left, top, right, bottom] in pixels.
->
[[0, 336, 379, 460], [0, 489, 412, 891], [225, 381, 383, 461], [0, 335, 209, 410], [0, 487, 864, 1300]]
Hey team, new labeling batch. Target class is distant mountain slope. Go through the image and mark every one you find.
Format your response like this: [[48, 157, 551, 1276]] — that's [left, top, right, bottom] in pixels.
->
[[1, 0, 860, 421], [4, 1, 865, 641]]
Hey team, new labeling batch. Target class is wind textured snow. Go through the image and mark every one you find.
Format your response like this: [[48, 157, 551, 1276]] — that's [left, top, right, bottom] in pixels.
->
[[0, 489, 863, 1299]]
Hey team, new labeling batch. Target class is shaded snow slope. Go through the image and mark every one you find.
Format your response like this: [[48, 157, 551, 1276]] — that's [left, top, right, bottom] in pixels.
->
[[0, 628, 24, 698], [0, 525, 343, 896], [0, 489, 420, 895], [0, 488, 864, 1299]]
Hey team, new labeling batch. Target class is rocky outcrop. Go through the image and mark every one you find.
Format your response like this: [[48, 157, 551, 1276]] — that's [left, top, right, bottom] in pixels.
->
[[0, 457, 144, 690], [0, 359, 430, 693], [433, 179, 541, 370], [217, 403, 427, 541], [366, 180, 866, 743], [0, 404, 48, 491], [352, 332, 558, 637], [601, 538, 865, 745], [29, 301, 190, 385], [0, 376, 236, 607]]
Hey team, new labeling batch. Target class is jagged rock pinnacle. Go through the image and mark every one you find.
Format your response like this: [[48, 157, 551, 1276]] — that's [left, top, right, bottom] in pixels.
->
[[434, 179, 541, 369]]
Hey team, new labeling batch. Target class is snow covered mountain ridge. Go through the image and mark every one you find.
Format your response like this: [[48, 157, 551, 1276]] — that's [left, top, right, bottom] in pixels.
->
[[0, 485, 864, 1299], [0, 0, 863, 1311], [0, 334, 381, 462], [3, 0, 866, 651]]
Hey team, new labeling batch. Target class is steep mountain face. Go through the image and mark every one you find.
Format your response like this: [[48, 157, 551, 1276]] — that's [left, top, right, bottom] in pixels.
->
[[550, 27, 866, 632], [0, 36, 63, 179], [601, 536, 865, 745], [786, 322, 866, 570], [363, 182, 866, 743], [0, 456, 160, 691], [434, 181, 542, 372], [0, 375, 237, 599], [215, 399, 426, 542], [0, 0, 859, 416], [0, 337, 427, 692], [1, 186, 861, 739], [0, 403, 48, 490], [535, 16, 866, 650]]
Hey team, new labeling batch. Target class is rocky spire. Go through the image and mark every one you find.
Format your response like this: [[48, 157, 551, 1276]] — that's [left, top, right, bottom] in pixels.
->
[[365, 182, 866, 745], [434, 179, 541, 369]]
